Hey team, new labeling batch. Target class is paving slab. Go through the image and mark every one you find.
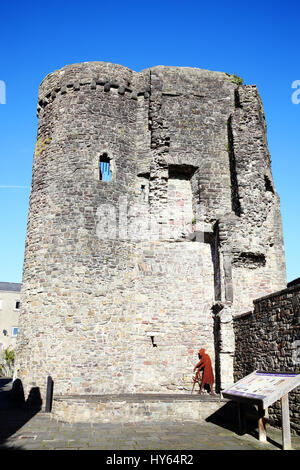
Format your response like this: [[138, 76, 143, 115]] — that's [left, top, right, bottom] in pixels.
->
[[1, 379, 300, 451], [1, 410, 300, 451]]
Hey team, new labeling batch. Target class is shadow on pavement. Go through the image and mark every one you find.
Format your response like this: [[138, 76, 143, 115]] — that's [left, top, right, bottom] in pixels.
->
[[205, 400, 282, 449], [0, 378, 42, 450], [206, 400, 242, 433]]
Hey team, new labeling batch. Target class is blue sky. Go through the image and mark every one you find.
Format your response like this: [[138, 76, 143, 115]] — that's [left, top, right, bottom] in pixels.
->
[[0, 0, 299, 283]]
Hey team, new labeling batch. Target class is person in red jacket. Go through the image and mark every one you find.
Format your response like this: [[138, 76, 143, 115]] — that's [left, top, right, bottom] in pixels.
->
[[193, 348, 215, 395]]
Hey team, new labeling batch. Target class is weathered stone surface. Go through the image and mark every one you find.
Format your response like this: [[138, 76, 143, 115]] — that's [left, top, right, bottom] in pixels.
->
[[52, 394, 224, 424], [14, 62, 286, 412]]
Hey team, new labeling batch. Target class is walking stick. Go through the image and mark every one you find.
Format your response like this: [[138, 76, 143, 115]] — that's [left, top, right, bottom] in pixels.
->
[[191, 377, 196, 394], [191, 373, 199, 394]]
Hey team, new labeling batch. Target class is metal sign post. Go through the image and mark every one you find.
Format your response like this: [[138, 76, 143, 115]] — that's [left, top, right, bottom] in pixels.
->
[[45, 376, 54, 413]]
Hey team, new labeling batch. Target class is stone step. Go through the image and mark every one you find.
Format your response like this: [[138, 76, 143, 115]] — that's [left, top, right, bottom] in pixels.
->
[[52, 393, 227, 424], [54, 393, 222, 402]]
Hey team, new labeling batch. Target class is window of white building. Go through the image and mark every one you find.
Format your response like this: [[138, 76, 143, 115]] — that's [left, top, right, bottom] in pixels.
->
[[11, 327, 18, 337]]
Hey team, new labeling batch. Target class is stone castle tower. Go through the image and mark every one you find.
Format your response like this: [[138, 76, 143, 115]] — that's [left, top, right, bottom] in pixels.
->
[[15, 62, 286, 403]]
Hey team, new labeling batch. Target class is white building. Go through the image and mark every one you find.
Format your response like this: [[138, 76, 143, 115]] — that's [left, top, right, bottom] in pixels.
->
[[0, 282, 21, 352]]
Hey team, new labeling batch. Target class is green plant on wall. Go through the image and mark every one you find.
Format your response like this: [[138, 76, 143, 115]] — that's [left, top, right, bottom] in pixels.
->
[[226, 73, 244, 86], [35, 136, 51, 157]]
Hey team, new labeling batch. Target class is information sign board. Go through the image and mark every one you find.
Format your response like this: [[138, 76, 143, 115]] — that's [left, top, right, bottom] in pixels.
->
[[222, 370, 300, 408]]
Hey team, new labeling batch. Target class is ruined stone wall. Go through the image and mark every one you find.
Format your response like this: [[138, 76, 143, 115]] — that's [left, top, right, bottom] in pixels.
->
[[15, 62, 286, 403], [227, 85, 286, 313], [16, 63, 141, 398], [233, 283, 300, 433]]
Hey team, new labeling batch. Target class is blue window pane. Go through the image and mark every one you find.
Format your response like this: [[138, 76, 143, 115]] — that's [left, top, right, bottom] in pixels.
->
[[100, 159, 111, 181]]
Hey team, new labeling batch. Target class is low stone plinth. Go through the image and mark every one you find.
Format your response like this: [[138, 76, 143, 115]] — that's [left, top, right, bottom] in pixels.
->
[[52, 393, 226, 424]]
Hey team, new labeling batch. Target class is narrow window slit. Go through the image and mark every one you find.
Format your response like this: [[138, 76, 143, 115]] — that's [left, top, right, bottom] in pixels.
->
[[264, 175, 274, 193], [99, 154, 111, 182]]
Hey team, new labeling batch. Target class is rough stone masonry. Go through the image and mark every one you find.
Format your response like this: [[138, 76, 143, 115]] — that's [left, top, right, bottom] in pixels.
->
[[14, 62, 286, 406]]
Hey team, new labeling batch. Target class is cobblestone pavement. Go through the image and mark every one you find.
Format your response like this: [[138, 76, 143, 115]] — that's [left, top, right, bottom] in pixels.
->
[[1, 379, 300, 451]]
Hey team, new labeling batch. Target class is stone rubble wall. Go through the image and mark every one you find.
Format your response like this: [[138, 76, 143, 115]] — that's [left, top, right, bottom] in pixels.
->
[[233, 283, 300, 434], [14, 62, 286, 406], [52, 395, 225, 424]]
